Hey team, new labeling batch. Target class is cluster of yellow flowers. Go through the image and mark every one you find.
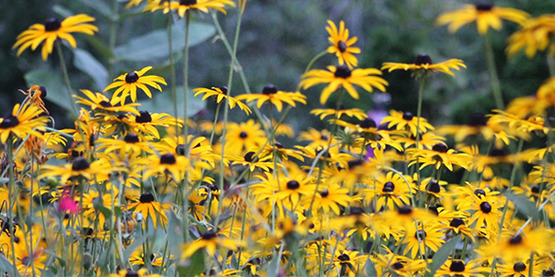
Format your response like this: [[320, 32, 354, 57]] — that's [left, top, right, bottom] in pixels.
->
[[3, 1, 555, 276]]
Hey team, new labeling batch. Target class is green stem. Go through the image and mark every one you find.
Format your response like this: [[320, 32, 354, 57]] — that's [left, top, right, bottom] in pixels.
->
[[304, 50, 327, 74], [183, 13, 191, 140], [547, 53, 555, 77], [168, 12, 179, 137], [56, 41, 78, 116], [108, 0, 120, 77], [415, 78, 425, 199], [7, 138, 18, 276], [484, 33, 504, 110]]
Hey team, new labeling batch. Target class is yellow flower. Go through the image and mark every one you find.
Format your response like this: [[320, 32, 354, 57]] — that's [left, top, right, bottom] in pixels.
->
[[326, 20, 361, 69], [193, 86, 251, 115], [236, 85, 306, 112], [13, 14, 98, 60], [74, 89, 140, 115], [0, 103, 49, 143], [128, 192, 169, 229], [381, 110, 434, 137], [104, 66, 167, 104], [382, 54, 466, 77], [300, 65, 388, 104], [436, 259, 486, 277], [147, 0, 235, 17], [182, 230, 243, 258], [436, 3, 529, 35], [224, 119, 266, 156], [39, 157, 113, 183], [507, 14, 555, 59]]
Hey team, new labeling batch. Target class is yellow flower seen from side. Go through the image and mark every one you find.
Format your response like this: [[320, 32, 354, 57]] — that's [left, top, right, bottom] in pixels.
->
[[236, 85, 306, 112], [382, 54, 466, 78], [300, 65, 388, 104], [507, 14, 555, 58], [193, 86, 251, 115], [0, 103, 49, 143], [13, 14, 98, 60], [436, 3, 529, 35], [147, 0, 235, 17]]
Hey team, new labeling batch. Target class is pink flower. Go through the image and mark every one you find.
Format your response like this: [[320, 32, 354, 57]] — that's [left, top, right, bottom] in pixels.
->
[[58, 195, 79, 214]]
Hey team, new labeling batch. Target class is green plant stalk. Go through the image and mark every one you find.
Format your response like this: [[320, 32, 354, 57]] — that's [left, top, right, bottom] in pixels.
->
[[108, 0, 120, 77], [484, 33, 504, 110], [167, 12, 179, 138], [7, 137, 18, 276], [415, 78, 425, 207], [56, 41, 78, 116], [214, 9, 243, 230], [183, 12, 191, 140], [547, 53, 555, 77]]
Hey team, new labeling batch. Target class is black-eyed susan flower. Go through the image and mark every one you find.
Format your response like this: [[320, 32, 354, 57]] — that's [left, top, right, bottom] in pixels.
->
[[104, 66, 167, 104], [236, 85, 306, 112], [326, 250, 368, 277], [457, 193, 502, 231], [109, 268, 162, 277], [13, 14, 98, 60], [364, 171, 412, 210], [507, 14, 555, 58], [97, 133, 155, 158], [129, 110, 181, 139], [408, 143, 469, 171], [382, 54, 466, 78], [310, 107, 367, 121], [181, 230, 243, 258], [381, 110, 434, 137], [42, 157, 113, 184], [74, 89, 140, 115], [147, 0, 235, 17], [193, 86, 251, 115], [0, 103, 49, 143], [128, 192, 169, 229], [228, 151, 274, 172], [300, 65, 388, 104], [437, 2, 529, 35], [308, 183, 350, 215], [140, 152, 189, 182], [224, 120, 266, 156], [372, 251, 427, 277], [498, 260, 541, 277], [326, 20, 360, 69], [19, 85, 49, 114], [436, 259, 485, 277]]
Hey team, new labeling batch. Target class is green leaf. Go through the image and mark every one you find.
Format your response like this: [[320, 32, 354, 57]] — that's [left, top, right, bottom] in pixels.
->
[[428, 236, 461, 276], [0, 254, 20, 277], [114, 21, 215, 62], [79, 0, 113, 18], [83, 35, 112, 61], [167, 209, 184, 256], [364, 258, 377, 276], [505, 192, 540, 220], [73, 48, 109, 90], [178, 251, 205, 276], [138, 86, 205, 117], [24, 69, 75, 116]]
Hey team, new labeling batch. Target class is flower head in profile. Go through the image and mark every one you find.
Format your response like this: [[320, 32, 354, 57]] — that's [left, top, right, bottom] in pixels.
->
[[74, 89, 140, 115], [13, 14, 98, 60], [182, 230, 243, 258], [104, 66, 167, 104], [193, 86, 251, 115], [436, 2, 529, 35], [236, 84, 306, 112], [507, 14, 555, 59], [300, 65, 388, 104], [0, 103, 49, 143], [146, 0, 235, 17], [382, 54, 466, 79], [326, 20, 360, 69]]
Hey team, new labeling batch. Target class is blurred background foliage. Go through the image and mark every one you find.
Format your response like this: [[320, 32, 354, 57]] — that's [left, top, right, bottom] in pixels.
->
[[1, 0, 553, 131]]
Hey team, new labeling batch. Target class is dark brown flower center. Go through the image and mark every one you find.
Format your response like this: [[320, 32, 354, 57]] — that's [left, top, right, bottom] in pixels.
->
[[382, 181, 395, 193], [360, 118, 377, 128], [509, 234, 523, 245], [287, 180, 300, 190], [480, 202, 492, 213], [337, 41, 347, 52], [244, 151, 255, 162], [349, 207, 364, 215], [217, 86, 228, 94], [262, 85, 278, 95], [489, 148, 506, 157], [319, 189, 329, 198], [449, 260, 466, 272], [0, 115, 19, 129], [391, 262, 404, 270], [402, 112, 414, 121], [176, 144, 186, 156], [432, 143, 448, 153], [201, 231, 217, 240], [125, 72, 139, 83], [71, 157, 90, 171], [475, 2, 493, 11], [513, 262, 526, 272], [414, 54, 433, 65], [397, 205, 413, 215], [543, 268, 555, 276], [21, 257, 32, 266], [415, 230, 426, 240], [427, 180, 441, 193], [450, 218, 465, 228], [99, 100, 112, 107], [139, 193, 155, 203], [334, 65, 351, 78], [125, 270, 140, 277], [39, 86, 48, 98], [44, 18, 61, 32], [467, 112, 488, 126], [124, 133, 140, 143], [337, 253, 350, 261], [136, 111, 152, 123], [160, 153, 176, 165], [347, 159, 364, 169], [474, 189, 486, 197], [239, 131, 248, 139]]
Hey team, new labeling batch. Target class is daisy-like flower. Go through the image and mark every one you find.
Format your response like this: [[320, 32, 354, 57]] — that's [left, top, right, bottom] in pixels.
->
[[382, 54, 466, 78], [147, 0, 235, 17], [224, 120, 266, 156], [128, 192, 169, 229], [381, 110, 434, 137], [0, 103, 49, 143], [228, 151, 274, 172], [326, 20, 361, 68], [193, 86, 251, 115], [507, 14, 555, 58], [402, 222, 445, 258], [39, 157, 112, 183], [308, 183, 351, 215], [437, 2, 529, 35], [498, 260, 541, 277], [104, 66, 167, 104], [74, 89, 140, 115], [364, 171, 412, 211], [436, 259, 485, 277], [372, 251, 427, 277], [457, 193, 502, 231], [139, 152, 189, 182], [408, 143, 469, 171], [19, 85, 49, 114], [300, 65, 388, 104], [310, 107, 367, 121], [236, 85, 307, 112], [182, 230, 243, 258], [13, 14, 98, 60]]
